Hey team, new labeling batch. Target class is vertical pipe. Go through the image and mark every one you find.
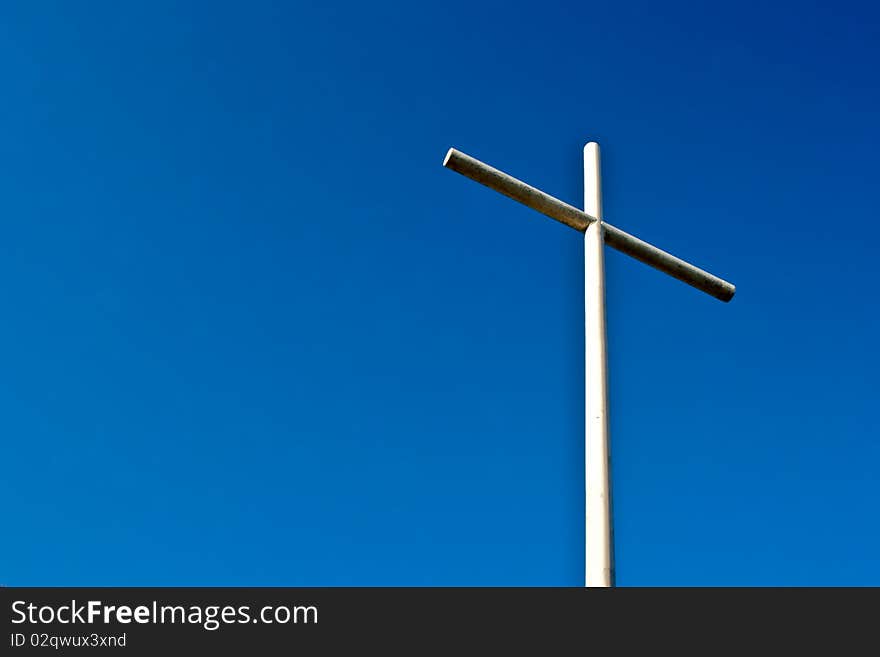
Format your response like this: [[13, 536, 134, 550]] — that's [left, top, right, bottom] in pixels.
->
[[584, 142, 614, 587]]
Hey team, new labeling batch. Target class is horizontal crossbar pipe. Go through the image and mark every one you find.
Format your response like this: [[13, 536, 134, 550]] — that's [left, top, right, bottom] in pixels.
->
[[443, 148, 735, 302]]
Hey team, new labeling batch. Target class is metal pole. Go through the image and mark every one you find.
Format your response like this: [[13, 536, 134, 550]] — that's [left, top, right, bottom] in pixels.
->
[[443, 148, 735, 302], [583, 142, 613, 587]]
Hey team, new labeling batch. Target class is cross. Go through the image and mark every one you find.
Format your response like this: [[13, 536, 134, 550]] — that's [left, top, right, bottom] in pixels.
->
[[443, 143, 735, 587]]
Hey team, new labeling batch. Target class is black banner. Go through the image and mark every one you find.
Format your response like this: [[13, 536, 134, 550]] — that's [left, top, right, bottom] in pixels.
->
[[1, 587, 873, 654]]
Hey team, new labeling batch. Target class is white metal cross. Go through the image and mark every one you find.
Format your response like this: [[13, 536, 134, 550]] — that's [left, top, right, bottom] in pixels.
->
[[443, 142, 735, 587]]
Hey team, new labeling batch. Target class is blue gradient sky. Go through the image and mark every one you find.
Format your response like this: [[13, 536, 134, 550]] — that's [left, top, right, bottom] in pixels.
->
[[2, 1, 879, 585]]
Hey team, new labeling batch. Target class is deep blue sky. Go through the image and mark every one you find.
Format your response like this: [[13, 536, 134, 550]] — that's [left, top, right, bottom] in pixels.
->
[[2, 1, 878, 586]]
